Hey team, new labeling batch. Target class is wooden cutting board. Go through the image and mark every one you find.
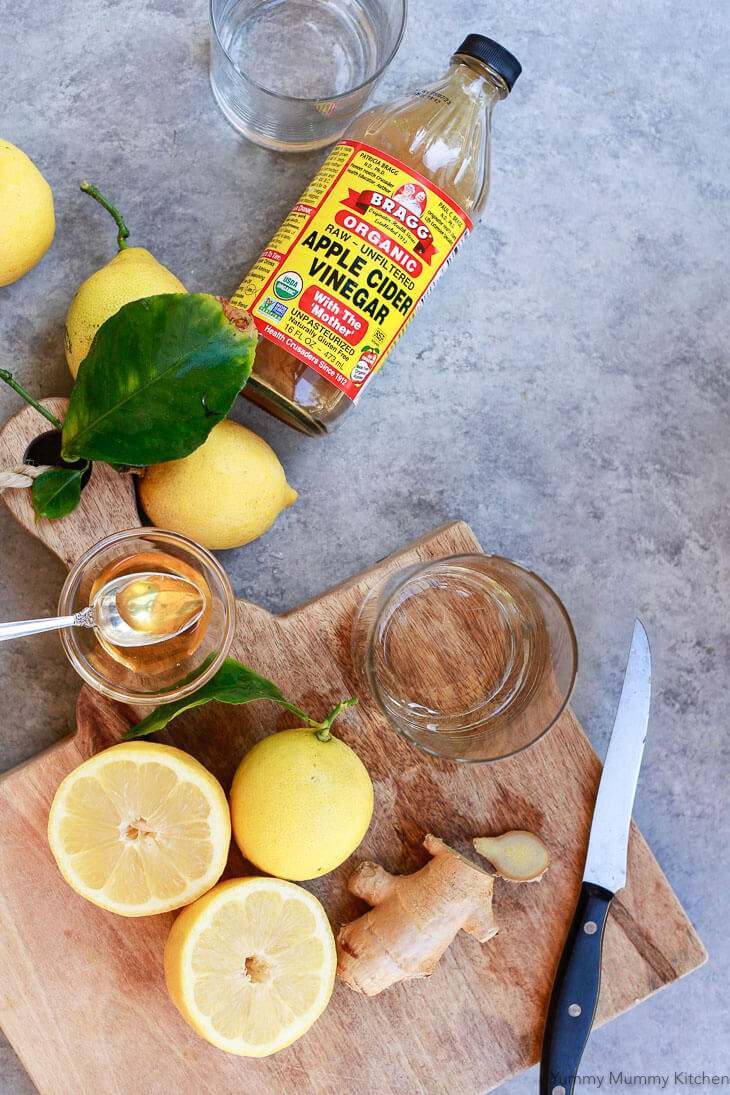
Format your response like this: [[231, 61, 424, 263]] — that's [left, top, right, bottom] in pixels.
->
[[0, 401, 706, 1095]]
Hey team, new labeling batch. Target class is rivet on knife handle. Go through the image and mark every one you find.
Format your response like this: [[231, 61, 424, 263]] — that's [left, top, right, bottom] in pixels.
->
[[539, 882, 613, 1095]]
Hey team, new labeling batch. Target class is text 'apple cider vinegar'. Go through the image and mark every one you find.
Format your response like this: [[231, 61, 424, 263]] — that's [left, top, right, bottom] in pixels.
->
[[233, 34, 522, 435]]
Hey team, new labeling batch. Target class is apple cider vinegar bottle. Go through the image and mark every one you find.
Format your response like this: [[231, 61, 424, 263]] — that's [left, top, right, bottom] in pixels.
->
[[232, 35, 522, 435]]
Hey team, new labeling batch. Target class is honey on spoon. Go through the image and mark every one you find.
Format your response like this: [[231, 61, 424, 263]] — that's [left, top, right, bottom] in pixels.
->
[[0, 560, 207, 671], [89, 550, 212, 673], [97, 572, 205, 644]]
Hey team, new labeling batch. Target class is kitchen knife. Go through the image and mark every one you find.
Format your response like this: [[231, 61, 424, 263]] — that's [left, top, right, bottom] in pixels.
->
[[539, 619, 652, 1095]]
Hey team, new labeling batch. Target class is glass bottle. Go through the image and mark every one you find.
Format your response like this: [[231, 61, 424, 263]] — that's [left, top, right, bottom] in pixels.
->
[[232, 34, 521, 435]]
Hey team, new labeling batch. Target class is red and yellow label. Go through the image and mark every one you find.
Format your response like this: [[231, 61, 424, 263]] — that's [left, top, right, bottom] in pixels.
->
[[232, 141, 472, 401]]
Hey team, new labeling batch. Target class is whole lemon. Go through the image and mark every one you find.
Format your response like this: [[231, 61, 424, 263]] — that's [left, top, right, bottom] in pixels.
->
[[230, 724, 374, 881], [138, 419, 297, 550], [0, 140, 54, 286], [65, 184, 185, 377]]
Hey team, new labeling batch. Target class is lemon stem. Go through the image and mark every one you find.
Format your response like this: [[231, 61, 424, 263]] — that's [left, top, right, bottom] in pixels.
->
[[81, 181, 130, 251], [313, 698, 358, 742], [0, 370, 64, 430]]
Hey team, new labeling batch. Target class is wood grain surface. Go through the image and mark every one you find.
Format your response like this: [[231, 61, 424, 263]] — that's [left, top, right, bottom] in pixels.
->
[[0, 401, 706, 1095], [0, 399, 139, 566]]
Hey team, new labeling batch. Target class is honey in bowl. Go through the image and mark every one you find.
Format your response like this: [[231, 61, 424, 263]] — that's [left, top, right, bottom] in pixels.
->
[[89, 551, 213, 674]]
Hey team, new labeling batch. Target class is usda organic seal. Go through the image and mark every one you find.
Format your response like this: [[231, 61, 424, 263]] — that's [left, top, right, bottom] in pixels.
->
[[273, 271, 303, 301]]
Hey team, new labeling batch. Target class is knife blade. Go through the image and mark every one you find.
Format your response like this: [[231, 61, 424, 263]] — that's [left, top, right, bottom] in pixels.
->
[[539, 619, 652, 1095]]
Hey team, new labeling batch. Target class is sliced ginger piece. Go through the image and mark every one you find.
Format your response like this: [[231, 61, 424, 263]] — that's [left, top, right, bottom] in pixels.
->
[[473, 830, 550, 882]]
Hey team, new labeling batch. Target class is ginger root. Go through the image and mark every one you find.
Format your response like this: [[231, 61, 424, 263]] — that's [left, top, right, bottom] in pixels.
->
[[336, 834, 497, 996], [473, 830, 550, 882]]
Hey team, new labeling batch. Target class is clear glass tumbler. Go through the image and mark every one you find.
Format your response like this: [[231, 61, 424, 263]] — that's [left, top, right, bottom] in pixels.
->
[[209, 0, 407, 151], [58, 529, 236, 705], [351, 554, 578, 762]]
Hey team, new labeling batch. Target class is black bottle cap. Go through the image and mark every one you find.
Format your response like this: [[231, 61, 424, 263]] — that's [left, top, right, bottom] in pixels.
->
[[453, 34, 522, 91]]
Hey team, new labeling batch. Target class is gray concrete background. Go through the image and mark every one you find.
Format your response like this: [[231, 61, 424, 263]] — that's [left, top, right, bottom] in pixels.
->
[[0, 0, 727, 1091]]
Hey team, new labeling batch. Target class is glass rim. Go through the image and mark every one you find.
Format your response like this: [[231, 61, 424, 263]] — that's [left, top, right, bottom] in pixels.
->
[[58, 527, 236, 706], [361, 553, 579, 764], [209, 0, 408, 106]]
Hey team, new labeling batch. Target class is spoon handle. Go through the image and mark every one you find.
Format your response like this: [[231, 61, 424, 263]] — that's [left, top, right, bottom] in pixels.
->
[[0, 608, 95, 642]]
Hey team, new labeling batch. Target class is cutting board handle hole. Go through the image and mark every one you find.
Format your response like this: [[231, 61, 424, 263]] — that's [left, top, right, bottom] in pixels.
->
[[24, 430, 92, 491]]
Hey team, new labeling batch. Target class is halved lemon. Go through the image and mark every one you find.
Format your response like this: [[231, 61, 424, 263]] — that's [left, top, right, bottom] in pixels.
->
[[164, 877, 336, 1056], [47, 741, 230, 917]]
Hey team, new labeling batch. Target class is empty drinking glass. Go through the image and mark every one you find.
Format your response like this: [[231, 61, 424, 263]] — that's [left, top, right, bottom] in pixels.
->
[[351, 554, 578, 762], [209, 0, 407, 151]]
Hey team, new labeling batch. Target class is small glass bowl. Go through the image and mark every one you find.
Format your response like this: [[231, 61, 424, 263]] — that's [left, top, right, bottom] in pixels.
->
[[58, 529, 235, 705], [351, 554, 578, 763]]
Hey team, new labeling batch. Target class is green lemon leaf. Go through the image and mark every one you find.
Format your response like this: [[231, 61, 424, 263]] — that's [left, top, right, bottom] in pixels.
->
[[61, 294, 256, 465], [122, 657, 312, 739], [31, 467, 84, 520]]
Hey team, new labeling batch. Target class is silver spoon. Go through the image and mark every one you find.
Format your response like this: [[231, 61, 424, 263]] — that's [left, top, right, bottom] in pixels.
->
[[0, 571, 205, 647]]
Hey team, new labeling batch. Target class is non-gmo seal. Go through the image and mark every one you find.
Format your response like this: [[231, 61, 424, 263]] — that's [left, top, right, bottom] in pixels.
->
[[273, 271, 303, 301]]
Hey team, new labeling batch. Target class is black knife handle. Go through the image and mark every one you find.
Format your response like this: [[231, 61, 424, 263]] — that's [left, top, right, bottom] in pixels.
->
[[539, 882, 614, 1095]]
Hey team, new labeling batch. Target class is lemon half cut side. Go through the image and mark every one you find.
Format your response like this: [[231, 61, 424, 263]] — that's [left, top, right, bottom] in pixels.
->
[[47, 741, 231, 917], [164, 877, 337, 1057]]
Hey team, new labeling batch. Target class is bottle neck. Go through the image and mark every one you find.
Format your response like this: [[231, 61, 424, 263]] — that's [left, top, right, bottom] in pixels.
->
[[449, 55, 510, 103]]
